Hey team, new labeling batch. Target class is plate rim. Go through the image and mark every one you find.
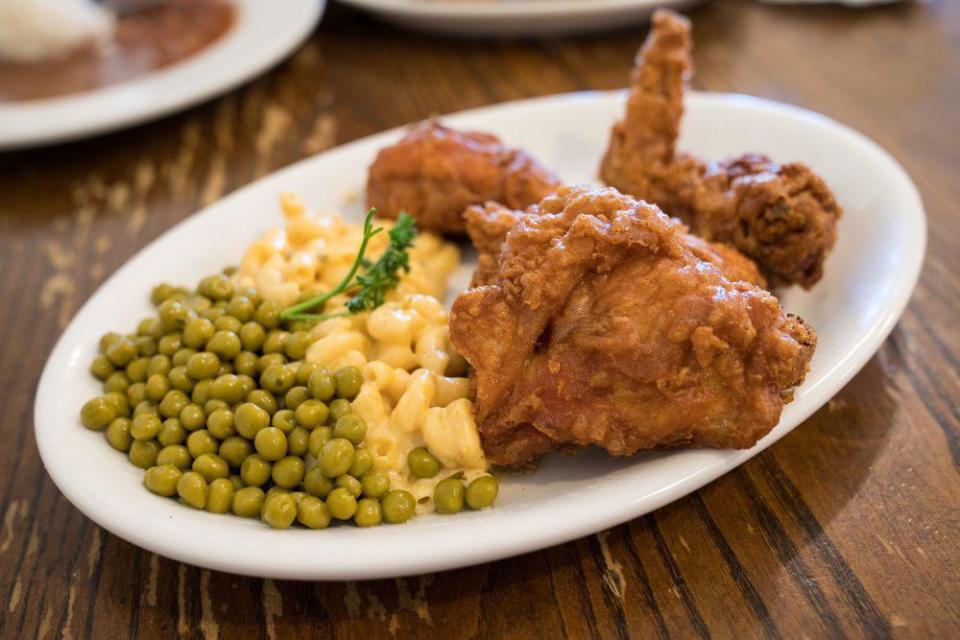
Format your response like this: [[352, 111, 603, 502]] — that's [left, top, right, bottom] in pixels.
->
[[0, 0, 324, 150], [336, 0, 690, 19], [33, 90, 927, 580]]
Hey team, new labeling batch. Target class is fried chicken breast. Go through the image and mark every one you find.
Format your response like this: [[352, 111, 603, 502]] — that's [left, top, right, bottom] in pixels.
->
[[366, 120, 561, 234], [600, 10, 841, 288], [450, 185, 816, 467]]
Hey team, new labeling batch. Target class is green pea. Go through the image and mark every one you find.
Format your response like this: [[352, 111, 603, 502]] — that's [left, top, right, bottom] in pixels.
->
[[285, 332, 312, 361], [296, 496, 331, 529], [145, 374, 170, 403], [408, 447, 440, 479], [157, 444, 192, 470], [131, 413, 162, 441], [106, 338, 138, 367], [319, 438, 354, 478], [81, 397, 117, 430], [354, 498, 382, 527], [336, 474, 363, 498], [168, 366, 195, 393], [103, 371, 130, 394], [234, 402, 270, 439], [191, 379, 213, 405], [257, 353, 286, 374], [201, 306, 225, 322], [157, 333, 182, 357], [103, 391, 130, 418], [179, 403, 206, 431], [361, 470, 389, 499], [129, 439, 160, 469], [227, 296, 255, 322], [466, 476, 499, 510], [206, 478, 235, 514], [254, 300, 283, 330], [349, 448, 373, 478], [182, 318, 215, 349], [234, 351, 259, 377], [433, 478, 465, 514], [193, 453, 230, 483], [199, 274, 233, 301], [284, 386, 309, 411], [260, 363, 294, 395], [204, 399, 228, 415], [307, 426, 332, 458], [262, 330, 289, 355], [240, 454, 272, 487], [172, 348, 197, 367], [126, 357, 150, 383], [294, 399, 328, 429], [132, 401, 157, 417], [134, 336, 158, 358], [239, 322, 266, 352], [229, 474, 244, 490], [219, 436, 252, 468], [261, 493, 297, 529], [381, 490, 415, 524], [236, 374, 256, 399], [99, 331, 122, 354], [158, 299, 192, 332], [327, 398, 351, 424], [186, 429, 219, 458], [231, 487, 265, 518], [90, 355, 115, 381], [334, 414, 366, 445], [294, 362, 318, 387], [206, 408, 236, 439], [303, 466, 334, 498], [271, 456, 305, 489], [308, 370, 336, 402], [150, 283, 176, 305], [159, 389, 189, 418], [177, 471, 208, 509], [210, 374, 244, 404], [326, 487, 357, 520], [187, 294, 212, 313], [137, 317, 163, 338], [334, 366, 363, 400], [158, 418, 186, 446], [106, 418, 132, 451], [147, 354, 172, 377], [254, 427, 288, 461], [287, 426, 309, 457], [127, 382, 148, 406], [186, 352, 220, 380], [207, 331, 242, 360], [271, 408, 295, 433], [144, 464, 182, 497]]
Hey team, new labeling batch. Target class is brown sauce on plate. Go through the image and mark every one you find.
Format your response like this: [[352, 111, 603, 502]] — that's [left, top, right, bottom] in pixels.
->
[[0, 0, 236, 103]]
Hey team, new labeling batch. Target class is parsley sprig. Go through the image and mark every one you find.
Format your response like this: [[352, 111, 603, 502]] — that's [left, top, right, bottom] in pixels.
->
[[281, 209, 417, 323]]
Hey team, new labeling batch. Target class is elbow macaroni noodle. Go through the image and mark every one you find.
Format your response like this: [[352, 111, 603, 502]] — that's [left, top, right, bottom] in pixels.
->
[[234, 193, 487, 505]]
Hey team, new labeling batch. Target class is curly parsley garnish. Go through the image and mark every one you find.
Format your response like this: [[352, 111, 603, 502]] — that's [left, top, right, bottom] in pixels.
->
[[281, 209, 417, 323]]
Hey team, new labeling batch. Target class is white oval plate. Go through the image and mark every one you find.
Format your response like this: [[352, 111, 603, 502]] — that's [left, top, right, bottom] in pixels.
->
[[35, 91, 925, 580], [0, 0, 324, 150], [335, 0, 699, 36]]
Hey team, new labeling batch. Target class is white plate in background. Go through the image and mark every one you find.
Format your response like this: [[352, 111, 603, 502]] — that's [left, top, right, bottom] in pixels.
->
[[35, 91, 925, 579], [0, 0, 324, 150], [335, 0, 699, 36]]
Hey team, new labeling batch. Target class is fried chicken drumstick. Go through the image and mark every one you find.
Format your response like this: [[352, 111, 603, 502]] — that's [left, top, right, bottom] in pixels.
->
[[600, 10, 841, 288], [366, 120, 561, 234], [450, 186, 816, 467]]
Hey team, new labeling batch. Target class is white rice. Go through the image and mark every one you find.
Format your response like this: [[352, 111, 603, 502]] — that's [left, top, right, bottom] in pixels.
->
[[0, 0, 115, 63]]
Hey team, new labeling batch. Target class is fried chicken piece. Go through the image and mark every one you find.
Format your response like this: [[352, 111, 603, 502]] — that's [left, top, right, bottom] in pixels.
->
[[366, 120, 561, 235], [600, 10, 841, 288], [466, 201, 766, 289], [450, 185, 816, 467]]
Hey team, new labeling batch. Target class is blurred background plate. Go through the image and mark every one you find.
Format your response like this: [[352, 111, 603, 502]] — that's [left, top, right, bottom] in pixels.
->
[[0, 0, 324, 150], [334, 0, 700, 37]]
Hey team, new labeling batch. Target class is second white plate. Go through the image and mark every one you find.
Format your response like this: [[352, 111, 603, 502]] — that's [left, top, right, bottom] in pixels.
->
[[35, 91, 925, 580]]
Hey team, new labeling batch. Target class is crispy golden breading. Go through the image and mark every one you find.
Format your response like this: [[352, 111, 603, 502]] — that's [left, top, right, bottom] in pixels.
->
[[366, 120, 560, 234], [450, 186, 816, 467], [600, 10, 841, 288], [465, 201, 766, 289]]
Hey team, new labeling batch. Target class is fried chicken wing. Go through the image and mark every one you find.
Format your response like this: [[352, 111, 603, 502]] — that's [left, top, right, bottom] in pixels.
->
[[366, 120, 561, 235], [450, 185, 816, 467], [465, 201, 766, 289], [600, 10, 841, 288]]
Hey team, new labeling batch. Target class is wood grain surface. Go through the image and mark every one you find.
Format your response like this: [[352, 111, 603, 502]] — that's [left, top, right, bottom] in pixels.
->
[[1, 0, 958, 637]]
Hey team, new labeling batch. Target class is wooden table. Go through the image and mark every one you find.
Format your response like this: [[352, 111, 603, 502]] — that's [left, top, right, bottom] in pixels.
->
[[2, 0, 958, 637]]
